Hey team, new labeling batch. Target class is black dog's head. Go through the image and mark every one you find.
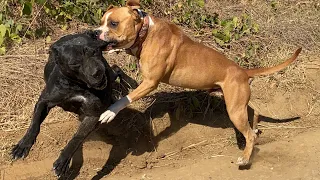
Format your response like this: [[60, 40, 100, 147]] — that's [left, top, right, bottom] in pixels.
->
[[50, 31, 110, 90]]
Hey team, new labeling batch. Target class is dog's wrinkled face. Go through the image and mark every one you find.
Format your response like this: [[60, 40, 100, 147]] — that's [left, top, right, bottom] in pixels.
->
[[97, 1, 142, 51], [53, 45, 108, 90]]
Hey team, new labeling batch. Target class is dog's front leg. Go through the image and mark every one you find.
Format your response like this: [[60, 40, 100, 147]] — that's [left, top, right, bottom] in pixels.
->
[[12, 90, 52, 160], [110, 64, 139, 89], [100, 55, 167, 123], [53, 116, 98, 177], [99, 79, 159, 123]]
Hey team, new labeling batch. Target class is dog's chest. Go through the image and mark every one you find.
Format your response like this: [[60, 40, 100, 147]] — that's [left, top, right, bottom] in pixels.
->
[[58, 93, 107, 116], [58, 95, 90, 114], [69, 95, 88, 103]]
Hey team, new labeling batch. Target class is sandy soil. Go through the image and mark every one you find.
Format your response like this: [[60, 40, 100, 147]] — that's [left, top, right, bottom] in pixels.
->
[[0, 65, 319, 180]]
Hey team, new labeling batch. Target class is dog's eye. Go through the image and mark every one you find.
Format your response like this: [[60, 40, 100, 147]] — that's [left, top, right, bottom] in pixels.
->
[[109, 21, 119, 28]]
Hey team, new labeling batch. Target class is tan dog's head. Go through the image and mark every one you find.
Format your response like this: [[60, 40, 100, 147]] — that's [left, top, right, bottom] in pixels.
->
[[96, 0, 143, 51]]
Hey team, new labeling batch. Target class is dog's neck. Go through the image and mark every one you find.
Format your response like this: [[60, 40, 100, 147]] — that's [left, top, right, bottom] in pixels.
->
[[126, 11, 150, 58]]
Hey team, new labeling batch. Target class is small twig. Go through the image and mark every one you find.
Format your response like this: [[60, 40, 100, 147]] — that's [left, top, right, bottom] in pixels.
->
[[0, 54, 47, 58], [248, 101, 261, 112], [304, 64, 320, 69], [162, 140, 207, 158], [211, 154, 235, 158], [0, 69, 42, 78], [155, 96, 188, 103], [41, 128, 59, 143], [259, 125, 315, 130], [266, 104, 278, 119], [145, 98, 157, 111], [296, 1, 313, 6], [257, 124, 269, 128], [152, 162, 175, 168], [181, 140, 207, 150], [202, 95, 211, 121], [306, 102, 316, 117], [22, 1, 47, 39]]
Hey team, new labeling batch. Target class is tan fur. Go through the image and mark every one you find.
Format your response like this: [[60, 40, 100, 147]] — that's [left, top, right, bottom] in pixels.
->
[[98, 0, 301, 166]]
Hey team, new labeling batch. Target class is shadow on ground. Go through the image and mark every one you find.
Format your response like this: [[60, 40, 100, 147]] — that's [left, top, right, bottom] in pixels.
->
[[64, 91, 300, 180]]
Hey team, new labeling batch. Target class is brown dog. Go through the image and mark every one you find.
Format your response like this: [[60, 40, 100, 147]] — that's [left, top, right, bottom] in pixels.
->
[[96, 0, 301, 166]]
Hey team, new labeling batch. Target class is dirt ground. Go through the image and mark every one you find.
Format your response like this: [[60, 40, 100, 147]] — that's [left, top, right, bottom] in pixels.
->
[[0, 0, 320, 180]]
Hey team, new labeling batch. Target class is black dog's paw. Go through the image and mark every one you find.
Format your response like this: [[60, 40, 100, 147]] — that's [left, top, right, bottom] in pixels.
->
[[127, 79, 139, 89], [11, 141, 33, 160], [53, 156, 71, 178], [121, 78, 139, 89]]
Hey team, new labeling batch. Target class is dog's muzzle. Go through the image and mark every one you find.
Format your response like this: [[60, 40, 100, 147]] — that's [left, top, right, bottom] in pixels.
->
[[98, 31, 107, 41]]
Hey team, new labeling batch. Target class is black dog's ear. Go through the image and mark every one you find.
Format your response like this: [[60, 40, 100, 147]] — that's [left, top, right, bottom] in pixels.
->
[[51, 45, 67, 68], [85, 30, 96, 39], [50, 45, 60, 62], [50, 44, 58, 55]]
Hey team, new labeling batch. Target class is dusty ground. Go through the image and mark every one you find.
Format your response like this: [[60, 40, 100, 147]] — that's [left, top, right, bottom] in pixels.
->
[[0, 0, 320, 180]]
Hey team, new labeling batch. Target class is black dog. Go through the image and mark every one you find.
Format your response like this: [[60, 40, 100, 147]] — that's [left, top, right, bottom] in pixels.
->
[[11, 31, 137, 177]]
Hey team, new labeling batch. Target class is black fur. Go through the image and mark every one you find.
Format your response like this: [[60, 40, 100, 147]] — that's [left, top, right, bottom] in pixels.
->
[[11, 31, 137, 178]]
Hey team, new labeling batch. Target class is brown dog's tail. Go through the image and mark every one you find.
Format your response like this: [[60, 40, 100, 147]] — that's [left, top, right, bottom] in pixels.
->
[[245, 48, 302, 78]]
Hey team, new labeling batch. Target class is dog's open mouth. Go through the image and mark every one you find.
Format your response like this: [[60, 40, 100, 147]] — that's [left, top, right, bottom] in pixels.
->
[[106, 41, 117, 51]]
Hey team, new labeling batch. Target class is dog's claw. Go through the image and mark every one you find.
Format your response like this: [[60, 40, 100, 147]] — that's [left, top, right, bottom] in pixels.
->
[[236, 156, 250, 166], [53, 157, 71, 177], [11, 143, 32, 160]]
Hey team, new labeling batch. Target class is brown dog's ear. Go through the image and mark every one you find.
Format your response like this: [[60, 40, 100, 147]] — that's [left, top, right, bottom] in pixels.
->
[[107, 5, 114, 11], [126, 0, 140, 8], [131, 10, 142, 23]]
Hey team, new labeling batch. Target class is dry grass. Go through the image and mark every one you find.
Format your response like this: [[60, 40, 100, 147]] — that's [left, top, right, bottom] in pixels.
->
[[0, 0, 319, 138], [0, 36, 79, 133], [0, 40, 45, 132]]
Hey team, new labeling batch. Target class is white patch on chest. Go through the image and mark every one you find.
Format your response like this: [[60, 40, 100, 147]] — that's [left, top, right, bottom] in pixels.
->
[[70, 95, 87, 103], [149, 16, 154, 26]]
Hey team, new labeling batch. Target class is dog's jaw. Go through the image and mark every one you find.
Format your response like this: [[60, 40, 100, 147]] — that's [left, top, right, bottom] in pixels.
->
[[106, 42, 115, 51]]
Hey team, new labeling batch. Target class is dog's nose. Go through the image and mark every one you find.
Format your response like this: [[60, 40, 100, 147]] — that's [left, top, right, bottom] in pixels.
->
[[93, 30, 102, 38]]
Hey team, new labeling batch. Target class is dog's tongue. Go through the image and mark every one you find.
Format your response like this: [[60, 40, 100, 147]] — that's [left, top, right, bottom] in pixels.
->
[[99, 33, 105, 41]]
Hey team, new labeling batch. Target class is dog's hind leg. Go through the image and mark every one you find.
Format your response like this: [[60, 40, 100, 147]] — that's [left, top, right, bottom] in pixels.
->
[[222, 74, 257, 167], [252, 110, 262, 136], [53, 116, 98, 178], [11, 90, 52, 160]]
